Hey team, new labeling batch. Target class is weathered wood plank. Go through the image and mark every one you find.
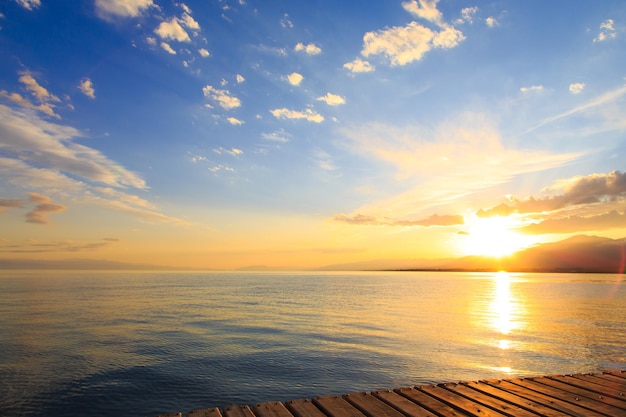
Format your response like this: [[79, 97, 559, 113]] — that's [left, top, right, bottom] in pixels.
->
[[420, 384, 508, 417], [312, 395, 367, 417], [251, 401, 295, 417], [485, 379, 607, 417], [342, 391, 406, 417], [222, 405, 256, 417], [532, 376, 626, 411], [595, 373, 626, 384], [465, 380, 572, 417], [371, 389, 438, 417], [395, 386, 470, 416], [550, 375, 626, 401], [188, 408, 224, 417], [284, 398, 327, 417], [606, 370, 626, 379], [511, 377, 625, 416], [570, 373, 626, 393], [443, 382, 540, 417]]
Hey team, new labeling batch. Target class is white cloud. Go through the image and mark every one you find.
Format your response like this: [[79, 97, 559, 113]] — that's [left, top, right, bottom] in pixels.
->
[[180, 13, 200, 30], [343, 58, 375, 73], [155, 18, 191, 42], [270, 108, 324, 123], [485, 16, 498, 27], [15, 0, 41, 11], [317, 92, 345, 106], [78, 78, 96, 99], [95, 0, 153, 18], [0, 71, 62, 118], [226, 117, 244, 125], [160, 42, 177, 54], [456, 6, 478, 24], [213, 147, 243, 156], [294, 42, 322, 55], [261, 129, 291, 142], [198, 48, 210, 57], [281, 13, 293, 29], [286, 72, 304, 86], [569, 82, 585, 94], [202, 85, 241, 110], [236, 74, 245, 83], [361, 21, 464, 66], [402, 0, 444, 27], [146, 36, 157, 46], [594, 19, 617, 42], [520, 85, 543, 93]]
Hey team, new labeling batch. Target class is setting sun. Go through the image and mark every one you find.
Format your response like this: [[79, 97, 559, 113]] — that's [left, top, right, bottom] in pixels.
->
[[460, 216, 535, 258]]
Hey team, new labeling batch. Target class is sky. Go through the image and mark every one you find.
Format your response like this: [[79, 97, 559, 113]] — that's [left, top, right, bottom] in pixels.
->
[[1, 0, 625, 270]]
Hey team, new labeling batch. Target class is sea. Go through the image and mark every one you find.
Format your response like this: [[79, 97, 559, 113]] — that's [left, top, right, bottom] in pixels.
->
[[0, 270, 624, 417]]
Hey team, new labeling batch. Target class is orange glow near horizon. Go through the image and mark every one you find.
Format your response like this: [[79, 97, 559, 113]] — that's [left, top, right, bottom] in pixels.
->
[[460, 215, 536, 258]]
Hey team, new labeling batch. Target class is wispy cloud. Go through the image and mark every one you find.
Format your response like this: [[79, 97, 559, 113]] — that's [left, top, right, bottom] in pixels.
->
[[270, 108, 324, 123], [334, 212, 464, 227], [0, 237, 122, 253], [594, 18, 617, 42], [155, 17, 191, 42], [0, 70, 62, 118], [160, 42, 177, 54], [15, 0, 41, 11], [520, 85, 543, 93], [226, 116, 244, 125], [343, 58, 375, 73], [198, 48, 210, 57], [294, 42, 322, 55], [25, 193, 66, 225], [569, 82, 585, 94], [261, 129, 291, 142]]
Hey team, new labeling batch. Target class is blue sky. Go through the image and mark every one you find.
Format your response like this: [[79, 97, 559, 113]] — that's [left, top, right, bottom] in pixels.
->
[[1, 0, 625, 269]]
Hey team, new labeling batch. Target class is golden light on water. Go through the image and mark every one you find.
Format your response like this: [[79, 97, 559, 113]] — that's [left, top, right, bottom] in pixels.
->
[[492, 271, 515, 336]]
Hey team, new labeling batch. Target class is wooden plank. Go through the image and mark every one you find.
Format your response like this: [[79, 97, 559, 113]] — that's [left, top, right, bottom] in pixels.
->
[[342, 391, 406, 417], [252, 402, 295, 417], [570, 373, 626, 393], [312, 395, 367, 417], [395, 386, 470, 416], [464, 381, 571, 417], [511, 377, 625, 416], [420, 384, 508, 417], [606, 370, 626, 379], [222, 405, 256, 417], [595, 373, 626, 385], [371, 389, 438, 417], [532, 376, 626, 411], [485, 379, 607, 417], [157, 413, 182, 417], [443, 382, 539, 417], [550, 375, 626, 401], [284, 398, 327, 417], [188, 408, 224, 417]]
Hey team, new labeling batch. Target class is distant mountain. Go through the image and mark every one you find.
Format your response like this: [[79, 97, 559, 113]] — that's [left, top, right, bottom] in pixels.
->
[[319, 235, 626, 273]]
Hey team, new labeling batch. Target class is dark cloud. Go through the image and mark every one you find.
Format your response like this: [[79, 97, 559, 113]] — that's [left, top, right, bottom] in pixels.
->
[[520, 210, 626, 234], [0, 198, 24, 210], [333, 212, 464, 227], [478, 170, 626, 217]]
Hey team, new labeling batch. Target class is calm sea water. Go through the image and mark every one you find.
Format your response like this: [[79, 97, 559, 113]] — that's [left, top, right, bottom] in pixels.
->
[[0, 270, 624, 416]]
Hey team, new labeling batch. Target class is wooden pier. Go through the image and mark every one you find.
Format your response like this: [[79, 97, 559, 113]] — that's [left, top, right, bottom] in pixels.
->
[[158, 370, 626, 417]]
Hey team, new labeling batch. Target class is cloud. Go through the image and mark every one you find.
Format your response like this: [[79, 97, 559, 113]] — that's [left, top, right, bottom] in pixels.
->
[[78, 78, 96, 99], [202, 85, 241, 110], [280, 13, 293, 29], [270, 108, 324, 123], [0, 106, 147, 189], [478, 170, 626, 218], [0, 70, 63, 118], [361, 21, 465, 66], [160, 42, 177, 54], [294, 42, 322, 55], [402, 0, 444, 26], [317, 93, 345, 106], [236, 74, 245, 83], [456, 6, 478, 24], [180, 13, 200, 30], [520, 85, 543, 93], [155, 18, 191, 42], [209, 164, 235, 173], [261, 129, 291, 142], [343, 58, 375, 73], [485, 16, 498, 27], [15, 0, 41, 10], [594, 19, 617, 42], [0, 197, 23, 210], [340, 114, 582, 220], [25, 193, 66, 225], [569, 82, 585, 94], [286, 72, 303, 86], [0, 237, 122, 253], [95, 0, 153, 18], [520, 210, 626, 234], [198, 48, 210, 57], [213, 147, 243, 156], [334, 212, 464, 227], [226, 117, 244, 125]]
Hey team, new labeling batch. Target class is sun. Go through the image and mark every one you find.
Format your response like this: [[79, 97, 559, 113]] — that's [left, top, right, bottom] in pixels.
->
[[460, 216, 533, 258]]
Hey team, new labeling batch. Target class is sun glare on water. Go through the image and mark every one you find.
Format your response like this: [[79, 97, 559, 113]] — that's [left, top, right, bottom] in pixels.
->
[[461, 216, 533, 258]]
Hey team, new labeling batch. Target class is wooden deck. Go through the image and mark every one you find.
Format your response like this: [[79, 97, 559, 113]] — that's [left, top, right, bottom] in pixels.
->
[[158, 370, 626, 417]]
